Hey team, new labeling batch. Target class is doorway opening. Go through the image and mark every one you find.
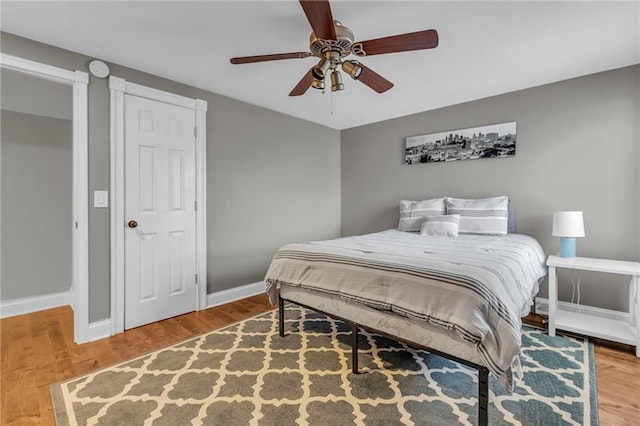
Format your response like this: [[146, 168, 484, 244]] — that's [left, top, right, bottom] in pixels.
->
[[0, 54, 89, 343]]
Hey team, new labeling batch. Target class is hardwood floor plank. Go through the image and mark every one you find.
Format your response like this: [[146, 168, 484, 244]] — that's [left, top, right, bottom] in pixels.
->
[[1, 294, 639, 424], [38, 384, 55, 426], [594, 344, 640, 423], [598, 409, 628, 426]]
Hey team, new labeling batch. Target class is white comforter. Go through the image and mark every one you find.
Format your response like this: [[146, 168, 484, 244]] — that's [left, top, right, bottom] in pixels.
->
[[265, 230, 547, 389]]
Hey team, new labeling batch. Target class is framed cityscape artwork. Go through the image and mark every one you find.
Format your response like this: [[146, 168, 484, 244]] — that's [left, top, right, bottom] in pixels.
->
[[405, 122, 516, 165]]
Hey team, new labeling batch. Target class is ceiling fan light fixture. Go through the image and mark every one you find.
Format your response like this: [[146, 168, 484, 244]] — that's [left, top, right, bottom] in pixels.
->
[[341, 60, 363, 80], [232, 1, 438, 97], [311, 77, 325, 90], [312, 58, 331, 80], [330, 70, 344, 92]]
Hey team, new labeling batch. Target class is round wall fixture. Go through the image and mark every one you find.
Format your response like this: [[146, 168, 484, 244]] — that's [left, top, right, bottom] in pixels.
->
[[89, 60, 110, 78]]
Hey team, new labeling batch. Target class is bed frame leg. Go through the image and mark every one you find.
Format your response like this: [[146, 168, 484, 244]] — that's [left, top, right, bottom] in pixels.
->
[[478, 367, 489, 426], [351, 323, 359, 374], [278, 295, 285, 337]]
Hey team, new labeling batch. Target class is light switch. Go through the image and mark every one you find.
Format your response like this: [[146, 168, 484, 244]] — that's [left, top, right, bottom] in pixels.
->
[[94, 190, 109, 208]]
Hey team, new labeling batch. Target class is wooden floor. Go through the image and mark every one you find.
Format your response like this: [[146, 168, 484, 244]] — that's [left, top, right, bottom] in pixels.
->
[[1, 295, 639, 425]]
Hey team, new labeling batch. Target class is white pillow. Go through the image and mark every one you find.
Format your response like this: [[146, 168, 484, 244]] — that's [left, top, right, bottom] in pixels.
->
[[445, 196, 509, 235], [420, 214, 460, 237], [398, 198, 446, 232]]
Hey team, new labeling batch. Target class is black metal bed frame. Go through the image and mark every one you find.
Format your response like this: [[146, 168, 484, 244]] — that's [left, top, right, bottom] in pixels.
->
[[278, 295, 489, 426]]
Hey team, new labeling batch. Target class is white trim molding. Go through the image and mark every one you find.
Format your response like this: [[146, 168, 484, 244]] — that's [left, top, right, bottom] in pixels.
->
[[109, 76, 126, 335], [0, 291, 72, 319], [0, 53, 90, 343], [195, 99, 208, 310], [88, 319, 113, 342], [109, 76, 208, 336], [0, 53, 88, 85], [207, 282, 265, 309]]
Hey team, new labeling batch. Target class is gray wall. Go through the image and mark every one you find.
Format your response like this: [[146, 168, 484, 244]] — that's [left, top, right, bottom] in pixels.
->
[[209, 98, 341, 288], [1, 32, 341, 322], [1, 110, 72, 299], [1, 68, 73, 120], [341, 65, 639, 312]]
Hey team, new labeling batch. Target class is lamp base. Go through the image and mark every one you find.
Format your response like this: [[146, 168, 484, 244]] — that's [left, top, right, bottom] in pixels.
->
[[560, 237, 577, 258]]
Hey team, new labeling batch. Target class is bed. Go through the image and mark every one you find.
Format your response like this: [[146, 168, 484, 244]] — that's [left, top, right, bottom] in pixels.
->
[[264, 199, 547, 425]]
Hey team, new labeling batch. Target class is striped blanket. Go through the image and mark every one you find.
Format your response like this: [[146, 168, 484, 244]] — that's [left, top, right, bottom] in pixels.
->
[[265, 230, 547, 389]]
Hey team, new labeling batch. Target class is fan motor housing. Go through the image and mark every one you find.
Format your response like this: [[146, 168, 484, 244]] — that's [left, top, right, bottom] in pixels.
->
[[309, 21, 354, 57]]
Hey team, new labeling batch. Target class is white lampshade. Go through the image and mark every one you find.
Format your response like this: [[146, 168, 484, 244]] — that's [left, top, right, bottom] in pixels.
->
[[552, 211, 585, 237]]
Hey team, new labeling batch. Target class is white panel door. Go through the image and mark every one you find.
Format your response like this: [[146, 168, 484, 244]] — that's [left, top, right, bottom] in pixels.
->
[[124, 94, 197, 329]]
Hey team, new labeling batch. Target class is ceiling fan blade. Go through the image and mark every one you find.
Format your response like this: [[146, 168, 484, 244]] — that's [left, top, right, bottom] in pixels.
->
[[230, 52, 312, 65], [357, 63, 394, 93], [355, 29, 439, 56], [299, 0, 336, 40], [289, 70, 314, 96]]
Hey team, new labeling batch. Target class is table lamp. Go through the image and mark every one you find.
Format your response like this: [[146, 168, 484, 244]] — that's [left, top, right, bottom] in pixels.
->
[[552, 211, 585, 258]]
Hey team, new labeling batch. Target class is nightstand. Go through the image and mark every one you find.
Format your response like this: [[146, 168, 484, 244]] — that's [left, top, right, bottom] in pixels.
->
[[546, 255, 640, 357]]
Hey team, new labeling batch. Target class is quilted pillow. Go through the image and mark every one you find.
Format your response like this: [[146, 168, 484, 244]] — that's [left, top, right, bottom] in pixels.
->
[[398, 198, 446, 232], [420, 214, 460, 237], [445, 196, 509, 235]]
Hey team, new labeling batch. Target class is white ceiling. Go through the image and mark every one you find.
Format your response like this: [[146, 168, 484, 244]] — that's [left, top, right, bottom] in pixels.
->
[[2, 1, 639, 130]]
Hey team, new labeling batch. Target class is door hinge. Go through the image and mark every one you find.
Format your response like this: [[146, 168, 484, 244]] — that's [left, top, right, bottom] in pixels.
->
[[194, 200, 197, 211], [195, 274, 199, 284], [194, 127, 198, 137], [75, 221, 78, 229]]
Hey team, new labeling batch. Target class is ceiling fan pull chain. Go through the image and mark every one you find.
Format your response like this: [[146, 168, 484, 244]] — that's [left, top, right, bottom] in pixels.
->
[[330, 86, 333, 115]]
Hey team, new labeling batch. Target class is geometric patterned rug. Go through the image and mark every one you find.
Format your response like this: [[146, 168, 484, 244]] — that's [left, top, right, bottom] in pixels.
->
[[51, 305, 598, 425]]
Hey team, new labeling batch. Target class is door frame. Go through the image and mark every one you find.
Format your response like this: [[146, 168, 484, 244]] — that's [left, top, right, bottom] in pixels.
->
[[109, 77, 207, 335], [0, 53, 90, 342]]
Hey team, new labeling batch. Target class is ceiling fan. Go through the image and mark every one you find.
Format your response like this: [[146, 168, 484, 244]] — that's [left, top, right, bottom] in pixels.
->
[[230, 0, 439, 96]]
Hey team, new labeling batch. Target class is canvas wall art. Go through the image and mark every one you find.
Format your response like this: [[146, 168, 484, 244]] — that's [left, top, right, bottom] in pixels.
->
[[405, 122, 516, 165]]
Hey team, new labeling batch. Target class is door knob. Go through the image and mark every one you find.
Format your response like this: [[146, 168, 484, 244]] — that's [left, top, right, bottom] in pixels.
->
[[128, 220, 138, 229]]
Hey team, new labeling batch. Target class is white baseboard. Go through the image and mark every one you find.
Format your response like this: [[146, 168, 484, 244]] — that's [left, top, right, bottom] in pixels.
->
[[84, 282, 264, 342], [535, 297, 629, 322], [0, 290, 72, 319], [88, 318, 113, 342], [207, 281, 264, 309]]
